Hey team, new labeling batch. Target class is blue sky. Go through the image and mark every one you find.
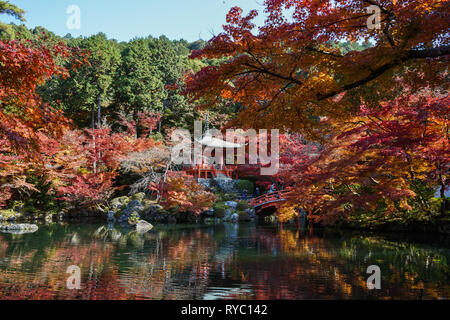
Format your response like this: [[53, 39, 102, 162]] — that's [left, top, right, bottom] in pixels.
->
[[1, 0, 267, 42]]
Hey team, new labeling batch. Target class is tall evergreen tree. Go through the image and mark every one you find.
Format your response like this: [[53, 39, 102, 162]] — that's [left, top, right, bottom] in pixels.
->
[[40, 33, 122, 128], [113, 37, 166, 127]]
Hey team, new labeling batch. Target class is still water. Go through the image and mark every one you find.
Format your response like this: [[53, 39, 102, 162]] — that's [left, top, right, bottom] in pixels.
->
[[0, 222, 449, 300]]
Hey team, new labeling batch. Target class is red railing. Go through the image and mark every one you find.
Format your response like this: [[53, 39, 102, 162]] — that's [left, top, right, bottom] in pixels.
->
[[249, 190, 289, 210], [184, 164, 239, 180]]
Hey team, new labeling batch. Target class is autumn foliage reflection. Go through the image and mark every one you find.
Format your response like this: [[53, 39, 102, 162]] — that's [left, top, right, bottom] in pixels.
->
[[0, 224, 449, 300]]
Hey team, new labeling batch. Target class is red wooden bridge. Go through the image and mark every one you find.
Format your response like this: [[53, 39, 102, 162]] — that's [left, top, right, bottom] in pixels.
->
[[249, 190, 289, 213]]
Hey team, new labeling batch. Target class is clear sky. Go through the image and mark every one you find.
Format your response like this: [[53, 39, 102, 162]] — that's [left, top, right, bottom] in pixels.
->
[[1, 0, 267, 42]]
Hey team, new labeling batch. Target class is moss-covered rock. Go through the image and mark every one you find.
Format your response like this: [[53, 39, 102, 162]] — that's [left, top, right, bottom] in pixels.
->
[[130, 192, 146, 202], [128, 213, 141, 226], [0, 209, 23, 222], [110, 196, 130, 210], [11, 201, 25, 211], [0, 209, 15, 220]]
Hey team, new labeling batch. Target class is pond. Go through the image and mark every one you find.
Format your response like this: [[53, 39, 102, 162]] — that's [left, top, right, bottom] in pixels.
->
[[0, 222, 449, 300]]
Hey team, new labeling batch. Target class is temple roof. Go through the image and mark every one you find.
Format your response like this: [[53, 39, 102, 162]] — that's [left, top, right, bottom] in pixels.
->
[[196, 135, 244, 149]]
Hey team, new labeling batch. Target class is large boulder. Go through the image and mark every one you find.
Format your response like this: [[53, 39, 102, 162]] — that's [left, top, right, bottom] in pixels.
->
[[126, 200, 144, 211], [223, 209, 233, 222], [225, 201, 238, 209], [110, 196, 130, 210], [119, 200, 144, 223], [136, 220, 153, 234]]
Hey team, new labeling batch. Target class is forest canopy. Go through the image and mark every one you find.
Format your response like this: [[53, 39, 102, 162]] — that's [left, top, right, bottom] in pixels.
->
[[0, 0, 448, 227]]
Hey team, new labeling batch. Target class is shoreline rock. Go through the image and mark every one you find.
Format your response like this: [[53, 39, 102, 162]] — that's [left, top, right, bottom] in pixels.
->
[[136, 220, 153, 233], [0, 223, 39, 234]]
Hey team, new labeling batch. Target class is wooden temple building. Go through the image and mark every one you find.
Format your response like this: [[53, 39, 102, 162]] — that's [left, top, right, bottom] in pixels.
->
[[184, 134, 244, 180]]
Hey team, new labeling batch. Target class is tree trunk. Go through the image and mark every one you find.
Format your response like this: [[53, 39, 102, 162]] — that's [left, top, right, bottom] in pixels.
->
[[440, 174, 447, 215], [92, 103, 97, 173], [133, 109, 139, 139], [97, 94, 101, 129]]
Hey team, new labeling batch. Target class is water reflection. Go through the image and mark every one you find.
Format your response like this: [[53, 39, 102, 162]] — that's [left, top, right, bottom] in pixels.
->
[[0, 223, 449, 300]]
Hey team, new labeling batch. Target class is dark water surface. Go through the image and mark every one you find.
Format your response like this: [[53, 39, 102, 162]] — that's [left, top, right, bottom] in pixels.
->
[[0, 222, 449, 300]]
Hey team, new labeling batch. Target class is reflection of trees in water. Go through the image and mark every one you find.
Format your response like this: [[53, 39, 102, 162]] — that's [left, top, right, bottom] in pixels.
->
[[225, 228, 450, 299], [335, 235, 450, 299], [0, 224, 222, 300], [0, 235, 8, 259], [0, 224, 449, 300], [0, 243, 126, 299], [0, 224, 126, 299], [116, 228, 219, 300]]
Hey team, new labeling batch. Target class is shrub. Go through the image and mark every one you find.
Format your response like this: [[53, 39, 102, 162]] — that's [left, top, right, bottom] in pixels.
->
[[237, 180, 254, 194], [236, 201, 250, 211], [221, 193, 238, 202], [150, 132, 164, 141], [162, 173, 217, 215], [213, 202, 228, 218]]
